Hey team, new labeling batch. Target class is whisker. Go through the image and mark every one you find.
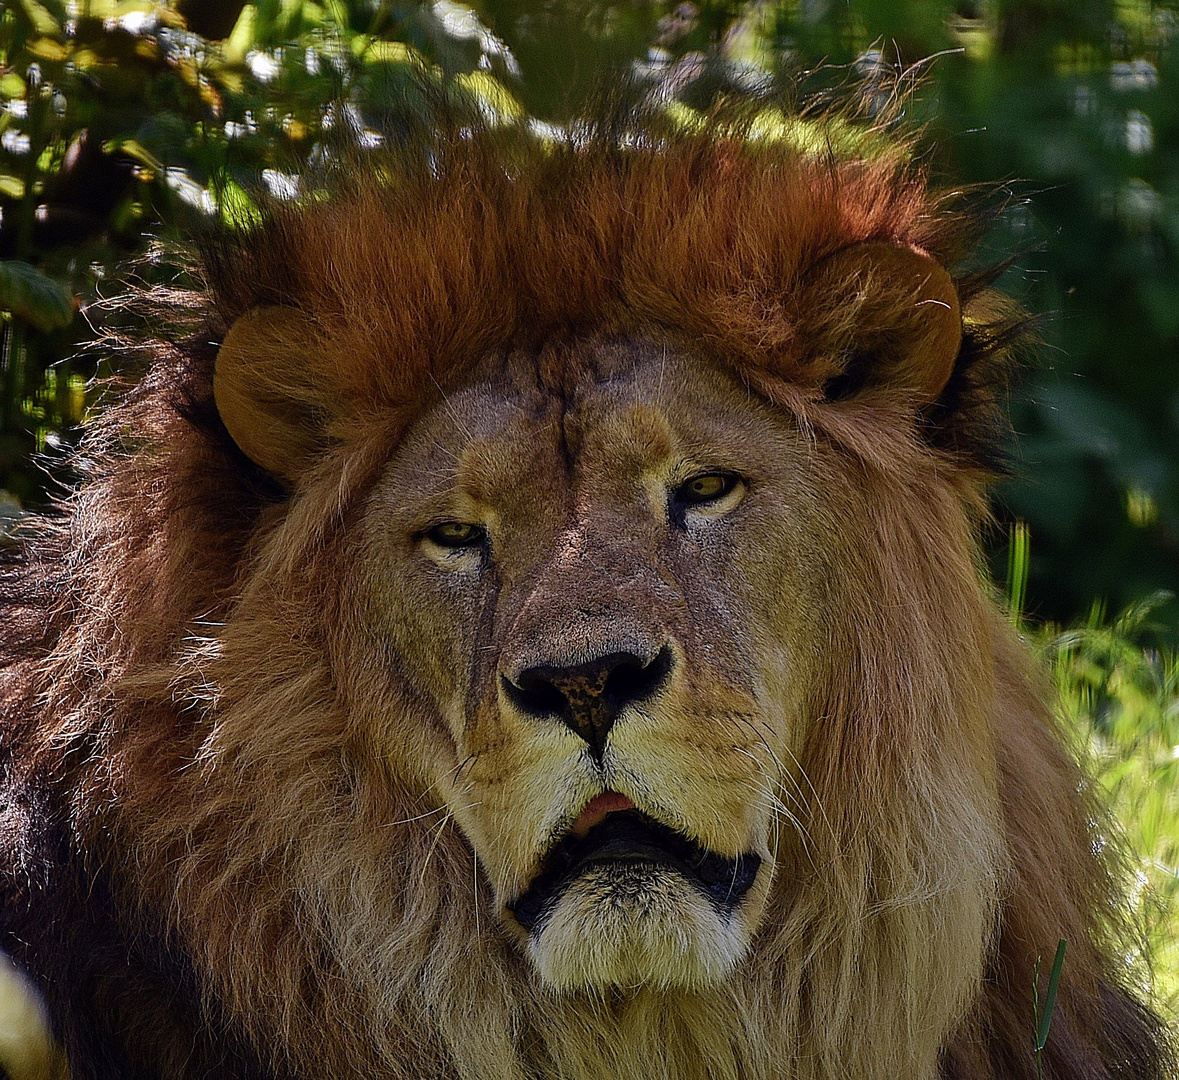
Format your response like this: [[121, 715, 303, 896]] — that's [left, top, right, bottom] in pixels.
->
[[471, 844, 481, 935], [733, 714, 836, 844], [417, 809, 454, 891], [380, 805, 449, 829]]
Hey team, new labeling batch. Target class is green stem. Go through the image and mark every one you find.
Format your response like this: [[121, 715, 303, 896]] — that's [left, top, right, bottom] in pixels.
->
[[0, 317, 27, 437]]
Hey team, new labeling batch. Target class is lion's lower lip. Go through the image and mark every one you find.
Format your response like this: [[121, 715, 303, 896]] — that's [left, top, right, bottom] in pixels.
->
[[507, 809, 761, 931]]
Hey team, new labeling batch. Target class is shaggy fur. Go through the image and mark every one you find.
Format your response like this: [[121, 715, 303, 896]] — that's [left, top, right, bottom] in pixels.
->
[[0, 106, 1171, 1080]]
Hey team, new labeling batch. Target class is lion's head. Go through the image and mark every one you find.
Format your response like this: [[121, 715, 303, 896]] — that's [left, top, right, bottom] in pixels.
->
[[220, 320, 994, 1003], [0, 114, 1169, 1080]]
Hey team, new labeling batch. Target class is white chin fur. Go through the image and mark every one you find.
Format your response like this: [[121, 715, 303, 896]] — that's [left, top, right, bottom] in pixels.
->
[[527, 863, 747, 992]]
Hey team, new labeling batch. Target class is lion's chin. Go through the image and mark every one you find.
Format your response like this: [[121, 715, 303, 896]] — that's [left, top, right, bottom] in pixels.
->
[[525, 864, 749, 993]]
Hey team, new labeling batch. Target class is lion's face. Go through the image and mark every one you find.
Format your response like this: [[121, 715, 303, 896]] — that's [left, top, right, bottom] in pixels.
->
[[354, 338, 823, 992]]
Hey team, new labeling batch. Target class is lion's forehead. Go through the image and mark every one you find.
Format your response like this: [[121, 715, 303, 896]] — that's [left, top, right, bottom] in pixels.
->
[[381, 341, 798, 514]]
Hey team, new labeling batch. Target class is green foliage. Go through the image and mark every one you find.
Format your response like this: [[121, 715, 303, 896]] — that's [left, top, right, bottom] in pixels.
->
[[0, 259, 72, 331], [0, 0, 522, 500], [1047, 593, 1179, 1018], [1005, 521, 1178, 1019], [775, 0, 1179, 632]]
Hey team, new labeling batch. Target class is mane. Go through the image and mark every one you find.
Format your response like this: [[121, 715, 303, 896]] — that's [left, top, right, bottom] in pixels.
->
[[0, 103, 1167, 1080]]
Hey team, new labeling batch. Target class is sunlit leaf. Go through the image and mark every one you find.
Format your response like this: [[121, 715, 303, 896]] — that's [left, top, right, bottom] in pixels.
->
[[69, 47, 101, 70], [215, 177, 261, 229], [111, 0, 157, 17], [664, 100, 706, 133], [0, 175, 25, 199], [26, 36, 69, 60], [103, 137, 163, 170], [455, 71, 522, 118], [356, 38, 418, 64], [0, 261, 74, 333], [16, 0, 61, 36], [325, 0, 349, 31], [747, 109, 902, 162], [221, 2, 255, 62], [134, 38, 161, 62]]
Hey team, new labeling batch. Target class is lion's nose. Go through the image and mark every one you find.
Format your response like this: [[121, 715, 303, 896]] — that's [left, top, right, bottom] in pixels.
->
[[502, 647, 673, 761]]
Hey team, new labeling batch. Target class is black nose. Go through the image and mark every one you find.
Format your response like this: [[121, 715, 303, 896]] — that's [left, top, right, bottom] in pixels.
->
[[503, 647, 673, 761]]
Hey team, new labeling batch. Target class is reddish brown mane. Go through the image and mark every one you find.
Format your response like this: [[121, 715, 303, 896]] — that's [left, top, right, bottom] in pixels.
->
[[199, 124, 1013, 471]]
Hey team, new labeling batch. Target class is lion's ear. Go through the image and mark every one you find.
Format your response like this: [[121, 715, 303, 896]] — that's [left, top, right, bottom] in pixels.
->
[[805, 242, 962, 404], [213, 306, 334, 483]]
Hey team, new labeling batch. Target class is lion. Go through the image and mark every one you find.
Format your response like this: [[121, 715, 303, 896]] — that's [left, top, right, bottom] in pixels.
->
[[0, 106, 1171, 1080]]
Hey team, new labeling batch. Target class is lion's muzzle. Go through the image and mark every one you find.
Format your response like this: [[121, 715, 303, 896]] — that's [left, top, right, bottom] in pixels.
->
[[504, 798, 762, 992], [508, 808, 761, 932]]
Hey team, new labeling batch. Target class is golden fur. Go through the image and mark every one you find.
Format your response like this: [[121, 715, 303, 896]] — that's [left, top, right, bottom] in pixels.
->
[[0, 107, 1169, 1080]]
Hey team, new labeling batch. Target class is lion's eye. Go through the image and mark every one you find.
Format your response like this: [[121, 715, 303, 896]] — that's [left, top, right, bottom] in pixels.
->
[[676, 473, 737, 506], [425, 522, 485, 548]]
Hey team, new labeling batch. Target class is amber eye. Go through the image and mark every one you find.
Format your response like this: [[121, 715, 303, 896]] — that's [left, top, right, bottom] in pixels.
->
[[425, 522, 485, 548], [677, 473, 738, 506]]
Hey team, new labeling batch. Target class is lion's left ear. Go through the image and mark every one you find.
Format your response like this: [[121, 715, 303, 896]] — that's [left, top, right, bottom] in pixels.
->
[[803, 242, 962, 404], [213, 306, 336, 484]]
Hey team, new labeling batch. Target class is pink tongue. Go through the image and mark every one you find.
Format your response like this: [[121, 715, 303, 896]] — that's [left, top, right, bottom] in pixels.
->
[[571, 791, 636, 839]]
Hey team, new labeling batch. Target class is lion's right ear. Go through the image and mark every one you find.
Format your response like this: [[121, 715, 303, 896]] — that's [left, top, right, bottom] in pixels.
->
[[801, 242, 962, 406], [213, 307, 334, 483]]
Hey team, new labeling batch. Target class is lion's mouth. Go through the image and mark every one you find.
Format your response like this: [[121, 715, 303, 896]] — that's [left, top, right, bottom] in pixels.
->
[[507, 798, 762, 931]]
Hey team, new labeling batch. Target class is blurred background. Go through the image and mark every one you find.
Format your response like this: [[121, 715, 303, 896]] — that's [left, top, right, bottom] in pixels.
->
[[0, 0, 1177, 1016]]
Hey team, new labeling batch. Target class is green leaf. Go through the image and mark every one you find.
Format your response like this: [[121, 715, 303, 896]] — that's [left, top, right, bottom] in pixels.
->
[[216, 178, 261, 229], [103, 137, 163, 171], [356, 38, 419, 64], [1035, 939, 1067, 1052], [0, 261, 74, 333], [1006, 521, 1031, 624], [26, 35, 69, 60], [16, 0, 62, 36]]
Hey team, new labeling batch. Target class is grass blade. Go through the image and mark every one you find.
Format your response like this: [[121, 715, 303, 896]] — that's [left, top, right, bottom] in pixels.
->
[[1035, 939, 1067, 1053]]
